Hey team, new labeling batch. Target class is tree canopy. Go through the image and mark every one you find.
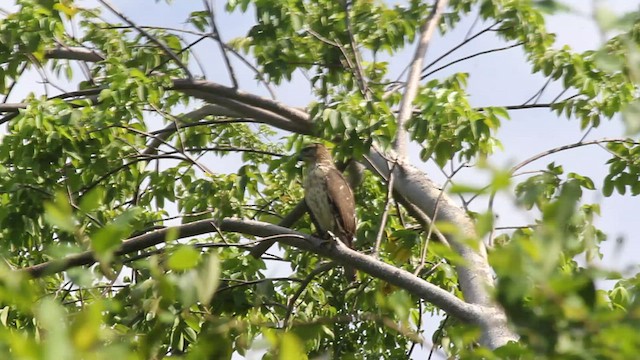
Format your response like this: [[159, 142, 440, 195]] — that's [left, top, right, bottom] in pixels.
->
[[0, 0, 639, 359]]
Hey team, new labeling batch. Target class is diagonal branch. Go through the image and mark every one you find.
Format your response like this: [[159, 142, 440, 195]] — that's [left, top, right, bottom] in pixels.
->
[[177, 89, 311, 134], [422, 20, 502, 72], [343, 0, 369, 100], [284, 261, 337, 327], [171, 79, 311, 125], [420, 42, 524, 80], [365, 147, 518, 348], [393, 0, 449, 158], [20, 218, 482, 324], [203, 0, 238, 88]]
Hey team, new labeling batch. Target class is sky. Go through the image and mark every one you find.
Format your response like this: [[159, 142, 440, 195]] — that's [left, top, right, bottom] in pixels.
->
[[2, 0, 640, 358]]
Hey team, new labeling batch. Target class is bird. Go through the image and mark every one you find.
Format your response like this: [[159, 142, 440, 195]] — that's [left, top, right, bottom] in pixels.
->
[[298, 143, 357, 282]]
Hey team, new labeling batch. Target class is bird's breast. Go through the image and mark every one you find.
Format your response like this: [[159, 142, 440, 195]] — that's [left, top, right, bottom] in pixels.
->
[[304, 166, 335, 232]]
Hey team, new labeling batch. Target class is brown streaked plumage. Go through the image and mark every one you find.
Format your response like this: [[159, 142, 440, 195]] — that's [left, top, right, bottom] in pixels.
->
[[299, 143, 357, 281]]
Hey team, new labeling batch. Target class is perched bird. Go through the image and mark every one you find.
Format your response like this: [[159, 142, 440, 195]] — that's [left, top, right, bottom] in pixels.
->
[[298, 143, 357, 281]]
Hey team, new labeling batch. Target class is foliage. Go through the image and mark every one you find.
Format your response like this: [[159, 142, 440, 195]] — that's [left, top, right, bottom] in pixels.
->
[[0, 0, 638, 359]]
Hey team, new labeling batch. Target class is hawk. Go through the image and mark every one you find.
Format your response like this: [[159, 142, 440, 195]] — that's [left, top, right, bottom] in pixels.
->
[[298, 143, 357, 281]]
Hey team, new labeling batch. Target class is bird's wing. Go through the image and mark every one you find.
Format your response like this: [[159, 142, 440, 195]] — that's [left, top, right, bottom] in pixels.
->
[[324, 168, 356, 246]]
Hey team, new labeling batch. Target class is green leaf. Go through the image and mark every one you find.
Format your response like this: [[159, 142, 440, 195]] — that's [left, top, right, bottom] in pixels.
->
[[167, 245, 200, 271], [280, 333, 306, 360], [79, 187, 104, 213], [0, 307, 9, 326], [36, 299, 72, 360], [90, 208, 140, 260], [622, 100, 640, 134], [196, 253, 221, 304], [43, 191, 75, 232], [91, 224, 124, 260], [568, 173, 595, 190]]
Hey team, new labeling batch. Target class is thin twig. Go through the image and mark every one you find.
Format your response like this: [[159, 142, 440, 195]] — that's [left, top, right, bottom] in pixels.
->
[[487, 137, 636, 244], [420, 42, 524, 80], [414, 175, 450, 275], [158, 147, 284, 158], [407, 298, 423, 358], [463, 13, 482, 41], [98, 0, 192, 77], [147, 34, 208, 76], [119, 124, 213, 175], [522, 77, 552, 106], [551, 87, 570, 104], [305, 28, 356, 74], [373, 161, 396, 258], [216, 276, 303, 294], [494, 225, 535, 231], [284, 261, 337, 327], [510, 138, 635, 174], [423, 20, 502, 72], [343, 0, 369, 99], [103, 24, 275, 97], [428, 315, 449, 360], [2, 63, 27, 104], [203, 0, 238, 88], [149, 118, 260, 134]]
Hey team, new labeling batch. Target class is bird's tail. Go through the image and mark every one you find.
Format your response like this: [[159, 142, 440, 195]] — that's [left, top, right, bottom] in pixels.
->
[[338, 234, 357, 282]]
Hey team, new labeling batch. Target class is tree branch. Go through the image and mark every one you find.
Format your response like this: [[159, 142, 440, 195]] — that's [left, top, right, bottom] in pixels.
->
[[422, 20, 502, 72], [366, 147, 518, 348], [45, 45, 104, 62], [284, 261, 337, 327], [393, 0, 449, 158], [420, 42, 524, 80], [20, 218, 483, 324], [203, 0, 238, 88], [171, 79, 311, 126], [175, 88, 311, 134], [248, 200, 308, 258]]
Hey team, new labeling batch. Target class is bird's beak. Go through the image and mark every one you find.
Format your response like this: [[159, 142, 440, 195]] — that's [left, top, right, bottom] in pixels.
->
[[296, 153, 304, 162]]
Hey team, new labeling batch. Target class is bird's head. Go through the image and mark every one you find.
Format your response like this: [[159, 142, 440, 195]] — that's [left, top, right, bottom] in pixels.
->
[[298, 143, 333, 165]]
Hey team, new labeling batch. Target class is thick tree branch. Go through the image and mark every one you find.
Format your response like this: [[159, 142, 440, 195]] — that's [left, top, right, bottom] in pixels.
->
[[40, 49, 311, 134], [21, 218, 482, 324], [366, 147, 518, 348], [171, 79, 311, 126], [176, 88, 311, 134], [367, 149, 490, 303], [46, 46, 104, 62], [393, 0, 449, 158]]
